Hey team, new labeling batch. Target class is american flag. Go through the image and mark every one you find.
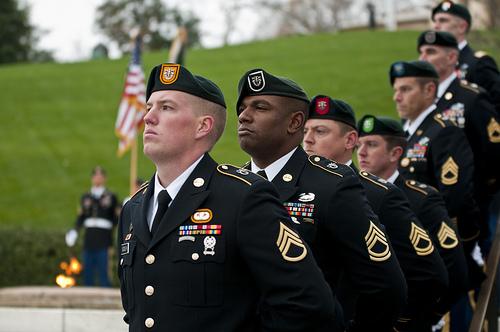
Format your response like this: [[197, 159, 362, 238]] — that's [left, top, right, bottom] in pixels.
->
[[115, 35, 146, 156]]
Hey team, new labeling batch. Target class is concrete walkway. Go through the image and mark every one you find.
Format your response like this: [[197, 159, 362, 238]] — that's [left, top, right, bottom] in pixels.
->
[[0, 287, 127, 332]]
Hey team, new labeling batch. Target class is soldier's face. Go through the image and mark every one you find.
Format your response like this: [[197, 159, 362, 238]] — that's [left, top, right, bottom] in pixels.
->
[[357, 135, 392, 176], [92, 171, 106, 187], [432, 13, 466, 39], [237, 95, 297, 158], [143, 90, 200, 163], [303, 119, 352, 161], [419, 45, 456, 79], [393, 77, 427, 121]]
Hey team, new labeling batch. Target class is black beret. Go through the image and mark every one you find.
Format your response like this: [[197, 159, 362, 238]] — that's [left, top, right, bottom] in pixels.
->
[[432, 1, 471, 26], [358, 115, 407, 138], [417, 30, 458, 50], [389, 60, 439, 86], [236, 68, 309, 114], [146, 63, 226, 108], [308, 95, 356, 128]]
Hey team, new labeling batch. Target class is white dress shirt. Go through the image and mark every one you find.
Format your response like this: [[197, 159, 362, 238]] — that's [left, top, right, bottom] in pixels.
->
[[147, 155, 204, 230], [251, 147, 297, 181]]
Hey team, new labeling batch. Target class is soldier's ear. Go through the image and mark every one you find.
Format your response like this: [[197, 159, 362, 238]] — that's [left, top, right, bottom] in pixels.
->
[[390, 146, 404, 163], [345, 131, 358, 150], [288, 111, 305, 135], [195, 115, 214, 140]]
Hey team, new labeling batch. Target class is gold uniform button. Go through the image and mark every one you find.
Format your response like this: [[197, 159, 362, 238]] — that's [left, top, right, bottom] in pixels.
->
[[145, 254, 155, 265], [192, 253, 199, 261], [282, 174, 293, 182], [314, 157, 321, 162], [400, 157, 410, 167], [145, 318, 154, 328], [145, 286, 155, 296], [409, 166, 415, 173]]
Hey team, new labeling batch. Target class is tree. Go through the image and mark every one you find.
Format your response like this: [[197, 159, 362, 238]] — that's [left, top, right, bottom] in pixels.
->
[[0, 0, 34, 64], [255, 0, 352, 35], [95, 0, 201, 53], [0, 0, 54, 64]]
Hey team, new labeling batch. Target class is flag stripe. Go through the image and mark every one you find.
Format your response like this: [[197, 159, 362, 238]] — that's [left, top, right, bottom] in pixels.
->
[[115, 36, 146, 156]]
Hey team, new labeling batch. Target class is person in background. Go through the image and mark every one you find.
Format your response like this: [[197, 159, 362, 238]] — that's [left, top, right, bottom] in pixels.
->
[[431, 0, 500, 112], [356, 114, 469, 330], [303, 95, 448, 331], [67, 166, 120, 287]]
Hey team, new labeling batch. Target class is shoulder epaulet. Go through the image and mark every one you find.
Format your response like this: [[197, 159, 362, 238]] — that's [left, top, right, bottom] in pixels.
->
[[358, 171, 389, 190], [217, 164, 262, 185], [129, 182, 149, 200], [474, 50, 487, 58], [433, 113, 447, 128], [460, 79, 480, 93], [307, 155, 346, 177], [404, 179, 437, 196]]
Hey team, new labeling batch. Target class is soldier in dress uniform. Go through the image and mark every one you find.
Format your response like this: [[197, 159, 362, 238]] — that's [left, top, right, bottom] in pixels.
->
[[417, 30, 500, 251], [390, 60, 480, 257], [431, 0, 500, 112], [72, 166, 120, 286], [118, 63, 341, 332], [303, 95, 449, 331], [356, 115, 469, 326], [236, 68, 407, 332]]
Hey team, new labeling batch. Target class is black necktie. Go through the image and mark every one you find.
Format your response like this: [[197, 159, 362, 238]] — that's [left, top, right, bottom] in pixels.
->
[[257, 170, 268, 180], [151, 190, 171, 234]]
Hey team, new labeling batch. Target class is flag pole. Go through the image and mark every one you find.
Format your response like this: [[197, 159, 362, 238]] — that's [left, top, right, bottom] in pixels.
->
[[129, 135, 138, 195]]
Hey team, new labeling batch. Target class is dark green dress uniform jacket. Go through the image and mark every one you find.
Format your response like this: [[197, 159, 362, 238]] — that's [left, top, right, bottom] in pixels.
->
[[118, 154, 339, 332], [394, 175, 468, 317], [349, 167, 448, 331], [459, 44, 500, 113], [249, 147, 407, 332], [399, 109, 479, 243], [76, 189, 119, 250], [435, 77, 500, 235]]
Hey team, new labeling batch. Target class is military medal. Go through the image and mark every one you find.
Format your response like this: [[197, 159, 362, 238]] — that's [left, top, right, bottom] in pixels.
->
[[203, 236, 216, 256]]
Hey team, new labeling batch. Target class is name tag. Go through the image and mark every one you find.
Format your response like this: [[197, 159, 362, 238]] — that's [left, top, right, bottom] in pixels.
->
[[121, 243, 130, 255]]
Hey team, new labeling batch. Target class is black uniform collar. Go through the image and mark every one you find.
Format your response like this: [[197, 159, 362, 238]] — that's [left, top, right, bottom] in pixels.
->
[[133, 153, 215, 249], [272, 147, 308, 202]]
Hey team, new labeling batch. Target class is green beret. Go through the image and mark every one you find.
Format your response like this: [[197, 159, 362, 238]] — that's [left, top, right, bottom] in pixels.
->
[[389, 60, 439, 86], [432, 1, 471, 27], [308, 95, 356, 128], [236, 68, 309, 114], [358, 115, 407, 138], [418, 30, 458, 50], [146, 63, 226, 108]]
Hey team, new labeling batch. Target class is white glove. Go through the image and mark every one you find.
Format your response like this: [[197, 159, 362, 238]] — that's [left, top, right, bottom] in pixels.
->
[[65, 229, 78, 247]]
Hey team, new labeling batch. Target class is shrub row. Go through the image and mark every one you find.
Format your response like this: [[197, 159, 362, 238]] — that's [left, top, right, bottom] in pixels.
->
[[0, 226, 119, 288]]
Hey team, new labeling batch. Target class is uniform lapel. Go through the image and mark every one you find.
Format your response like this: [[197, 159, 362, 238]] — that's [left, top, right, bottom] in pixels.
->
[[436, 78, 459, 111], [148, 154, 215, 249], [394, 174, 404, 188], [132, 175, 155, 247], [272, 147, 306, 202]]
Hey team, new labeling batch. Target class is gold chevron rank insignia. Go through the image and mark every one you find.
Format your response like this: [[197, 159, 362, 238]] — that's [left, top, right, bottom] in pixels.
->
[[487, 117, 500, 143], [364, 221, 391, 262], [410, 222, 434, 256], [437, 222, 459, 249], [276, 222, 308, 262], [441, 156, 459, 185]]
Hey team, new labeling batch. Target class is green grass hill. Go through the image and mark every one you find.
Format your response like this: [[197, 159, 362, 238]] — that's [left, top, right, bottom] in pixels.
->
[[1, 30, 499, 229]]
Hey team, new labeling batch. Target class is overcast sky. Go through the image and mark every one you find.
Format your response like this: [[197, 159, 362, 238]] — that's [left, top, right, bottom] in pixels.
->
[[24, 0, 263, 62]]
